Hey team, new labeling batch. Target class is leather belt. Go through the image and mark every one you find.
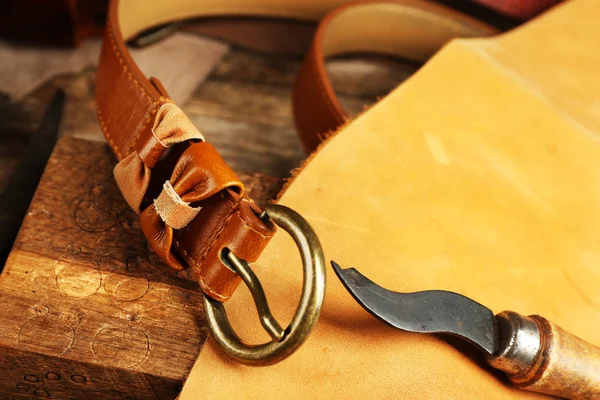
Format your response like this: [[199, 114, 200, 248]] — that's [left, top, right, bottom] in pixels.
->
[[95, 0, 496, 363]]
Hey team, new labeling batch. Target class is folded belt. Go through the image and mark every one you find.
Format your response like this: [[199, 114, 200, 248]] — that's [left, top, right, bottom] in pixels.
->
[[95, 0, 497, 302]]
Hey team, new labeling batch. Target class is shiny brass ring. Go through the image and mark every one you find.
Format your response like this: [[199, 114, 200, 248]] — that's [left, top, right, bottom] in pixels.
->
[[203, 204, 326, 366]]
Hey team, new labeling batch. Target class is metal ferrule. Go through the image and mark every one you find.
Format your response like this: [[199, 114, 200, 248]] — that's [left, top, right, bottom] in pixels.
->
[[487, 311, 542, 376]]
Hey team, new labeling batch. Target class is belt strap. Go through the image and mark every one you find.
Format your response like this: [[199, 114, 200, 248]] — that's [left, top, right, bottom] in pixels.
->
[[293, 0, 497, 151], [95, 0, 496, 301]]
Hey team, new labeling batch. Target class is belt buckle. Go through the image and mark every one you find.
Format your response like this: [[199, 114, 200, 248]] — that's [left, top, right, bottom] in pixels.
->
[[203, 204, 326, 365]]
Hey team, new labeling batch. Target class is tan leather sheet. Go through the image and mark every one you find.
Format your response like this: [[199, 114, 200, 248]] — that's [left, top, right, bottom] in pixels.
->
[[181, 0, 600, 398]]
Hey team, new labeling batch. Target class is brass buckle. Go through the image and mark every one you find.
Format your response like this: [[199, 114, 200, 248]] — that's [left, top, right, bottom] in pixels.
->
[[203, 204, 326, 365]]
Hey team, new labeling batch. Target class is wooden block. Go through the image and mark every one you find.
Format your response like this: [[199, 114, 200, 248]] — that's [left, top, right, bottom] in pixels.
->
[[0, 136, 281, 399]]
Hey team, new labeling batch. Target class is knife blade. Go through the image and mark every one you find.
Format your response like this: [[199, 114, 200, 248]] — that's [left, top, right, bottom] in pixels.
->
[[331, 260, 600, 399], [331, 261, 498, 355], [0, 89, 65, 267]]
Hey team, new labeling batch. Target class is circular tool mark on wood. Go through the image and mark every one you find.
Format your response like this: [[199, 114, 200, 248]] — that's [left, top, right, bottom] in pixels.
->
[[103, 255, 162, 313], [33, 389, 50, 397], [104, 273, 161, 313], [168, 288, 204, 315], [25, 266, 52, 289], [34, 276, 48, 285], [115, 278, 150, 302], [18, 314, 75, 357], [59, 310, 83, 326], [55, 249, 102, 298], [45, 372, 60, 381], [33, 305, 49, 317], [71, 375, 87, 384], [72, 185, 118, 232], [24, 375, 39, 382], [92, 327, 150, 368]]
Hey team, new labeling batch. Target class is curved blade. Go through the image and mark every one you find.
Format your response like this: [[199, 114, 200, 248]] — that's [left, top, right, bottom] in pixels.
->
[[331, 261, 499, 355]]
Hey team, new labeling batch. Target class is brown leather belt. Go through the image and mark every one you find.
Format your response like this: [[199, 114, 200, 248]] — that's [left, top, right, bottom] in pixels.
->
[[95, 0, 496, 363]]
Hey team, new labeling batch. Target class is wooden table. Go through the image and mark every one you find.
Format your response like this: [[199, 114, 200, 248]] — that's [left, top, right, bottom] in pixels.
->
[[0, 44, 409, 399]]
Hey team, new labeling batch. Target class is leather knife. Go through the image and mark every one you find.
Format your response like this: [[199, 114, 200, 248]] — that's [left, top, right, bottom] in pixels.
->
[[331, 261, 600, 399], [0, 90, 65, 267]]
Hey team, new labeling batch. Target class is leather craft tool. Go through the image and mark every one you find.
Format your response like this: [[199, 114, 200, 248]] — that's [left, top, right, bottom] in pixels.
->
[[0, 90, 64, 267], [332, 261, 600, 399]]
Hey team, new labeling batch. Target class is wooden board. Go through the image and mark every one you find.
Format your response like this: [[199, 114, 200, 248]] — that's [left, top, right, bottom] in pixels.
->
[[0, 136, 280, 399]]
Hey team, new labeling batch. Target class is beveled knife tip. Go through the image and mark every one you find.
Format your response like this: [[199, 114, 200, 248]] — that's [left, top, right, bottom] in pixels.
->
[[330, 260, 354, 278], [330, 260, 343, 271], [330, 260, 366, 290], [330, 260, 357, 273]]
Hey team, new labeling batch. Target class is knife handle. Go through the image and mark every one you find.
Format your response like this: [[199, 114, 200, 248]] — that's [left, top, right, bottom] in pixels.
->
[[488, 311, 600, 399]]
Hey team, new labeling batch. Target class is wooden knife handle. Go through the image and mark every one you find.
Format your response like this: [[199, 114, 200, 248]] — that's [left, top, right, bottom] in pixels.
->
[[489, 312, 600, 399]]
